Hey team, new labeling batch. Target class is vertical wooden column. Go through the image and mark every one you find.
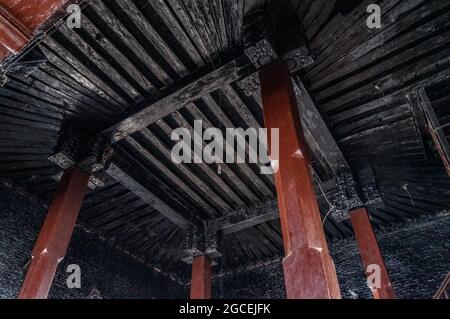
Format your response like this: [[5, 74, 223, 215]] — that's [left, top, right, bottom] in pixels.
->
[[190, 255, 212, 299], [259, 62, 341, 299], [350, 208, 396, 299], [18, 166, 90, 299]]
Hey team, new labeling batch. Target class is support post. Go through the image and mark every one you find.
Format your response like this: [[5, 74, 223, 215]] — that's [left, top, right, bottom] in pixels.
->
[[190, 255, 212, 299], [350, 208, 395, 299], [18, 166, 90, 299], [259, 62, 341, 299]]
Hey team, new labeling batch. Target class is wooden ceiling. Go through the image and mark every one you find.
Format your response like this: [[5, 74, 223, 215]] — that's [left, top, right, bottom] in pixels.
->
[[1, 0, 450, 280]]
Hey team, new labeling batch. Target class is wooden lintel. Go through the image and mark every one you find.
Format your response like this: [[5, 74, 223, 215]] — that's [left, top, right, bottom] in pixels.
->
[[102, 53, 251, 144]]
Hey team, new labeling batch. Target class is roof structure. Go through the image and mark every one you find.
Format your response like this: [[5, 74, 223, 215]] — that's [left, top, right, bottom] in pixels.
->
[[1, 0, 450, 282]]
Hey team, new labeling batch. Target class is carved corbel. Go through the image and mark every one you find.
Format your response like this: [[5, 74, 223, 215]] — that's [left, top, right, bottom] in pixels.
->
[[242, 11, 313, 73], [330, 172, 364, 222], [48, 121, 113, 189], [182, 231, 222, 265], [330, 169, 384, 222]]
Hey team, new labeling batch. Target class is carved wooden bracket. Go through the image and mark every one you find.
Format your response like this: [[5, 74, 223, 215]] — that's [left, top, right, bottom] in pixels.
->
[[330, 169, 383, 222], [182, 231, 222, 265], [48, 121, 113, 189], [242, 11, 313, 73]]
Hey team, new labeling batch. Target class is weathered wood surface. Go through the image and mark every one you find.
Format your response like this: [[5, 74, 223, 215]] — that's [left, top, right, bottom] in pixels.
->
[[102, 55, 251, 143], [1, 0, 450, 277]]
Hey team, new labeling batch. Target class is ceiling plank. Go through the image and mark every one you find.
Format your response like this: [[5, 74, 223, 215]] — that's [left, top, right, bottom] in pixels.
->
[[106, 157, 195, 230]]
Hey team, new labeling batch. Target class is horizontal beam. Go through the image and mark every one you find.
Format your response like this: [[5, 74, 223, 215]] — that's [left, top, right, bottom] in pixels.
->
[[207, 179, 343, 235], [209, 200, 279, 235], [220, 210, 280, 235], [102, 53, 251, 144], [106, 158, 195, 230]]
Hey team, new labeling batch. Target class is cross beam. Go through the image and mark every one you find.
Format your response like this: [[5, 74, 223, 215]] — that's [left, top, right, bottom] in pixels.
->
[[207, 200, 279, 235], [107, 153, 197, 230], [48, 11, 351, 236], [102, 53, 252, 144], [207, 180, 340, 236]]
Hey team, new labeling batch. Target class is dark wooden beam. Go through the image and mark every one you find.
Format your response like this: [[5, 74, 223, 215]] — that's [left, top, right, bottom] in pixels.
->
[[207, 179, 340, 235], [242, 71, 348, 180], [102, 53, 251, 144], [18, 166, 89, 299], [219, 211, 280, 235], [106, 159, 195, 231], [292, 77, 350, 176], [208, 200, 279, 235]]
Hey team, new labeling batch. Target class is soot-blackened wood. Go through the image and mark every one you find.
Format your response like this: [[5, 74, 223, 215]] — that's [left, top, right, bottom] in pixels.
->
[[18, 166, 90, 299], [260, 62, 341, 299], [292, 76, 349, 176], [350, 208, 396, 299], [240, 73, 348, 181], [207, 200, 279, 235], [0, 6, 30, 57], [102, 54, 251, 144], [106, 153, 195, 230], [220, 211, 280, 235], [190, 255, 212, 299]]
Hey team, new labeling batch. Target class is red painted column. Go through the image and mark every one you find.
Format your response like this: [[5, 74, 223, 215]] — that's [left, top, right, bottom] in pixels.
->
[[190, 256, 212, 299], [350, 208, 396, 299], [0, 0, 71, 61], [0, 7, 31, 55], [259, 62, 341, 299], [18, 166, 90, 299]]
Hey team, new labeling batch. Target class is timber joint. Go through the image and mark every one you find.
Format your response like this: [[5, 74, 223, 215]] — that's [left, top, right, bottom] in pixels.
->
[[48, 121, 113, 189], [242, 10, 313, 72], [183, 231, 222, 265]]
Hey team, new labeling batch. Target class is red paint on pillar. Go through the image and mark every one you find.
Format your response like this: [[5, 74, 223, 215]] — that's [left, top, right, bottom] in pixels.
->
[[18, 167, 90, 299], [0, 0, 68, 31], [190, 256, 212, 299], [350, 208, 396, 299], [0, 6, 30, 56], [0, 0, 70, 61], [259, 62, 341, 299]]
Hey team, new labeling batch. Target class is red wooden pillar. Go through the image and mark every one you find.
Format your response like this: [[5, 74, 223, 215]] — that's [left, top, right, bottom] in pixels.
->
[[18, 166, 90, 299], [190, 255, 212, 299], [350, 208, 396, 299], [259, 62, 341, 299], [0, 0, 71, 61]]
